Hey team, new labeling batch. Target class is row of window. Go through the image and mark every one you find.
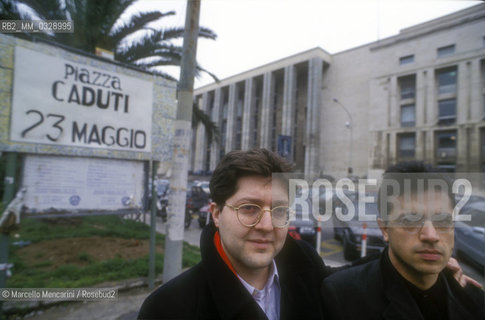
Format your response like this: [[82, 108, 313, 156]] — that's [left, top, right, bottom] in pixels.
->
[[399, 34, 485, 65], [398, 66, 460, 127], [399, 44, 456, 66], [398, 130, 459, 171], [397, 129, 485, 172], [398, 130, 457, 158]]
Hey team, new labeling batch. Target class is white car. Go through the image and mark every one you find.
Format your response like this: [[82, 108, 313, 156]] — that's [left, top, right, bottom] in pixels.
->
[[196, 181, 210, 195]]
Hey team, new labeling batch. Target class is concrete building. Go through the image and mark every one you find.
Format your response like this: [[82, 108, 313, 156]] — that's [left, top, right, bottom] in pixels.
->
[[191, 3, 485, 180]]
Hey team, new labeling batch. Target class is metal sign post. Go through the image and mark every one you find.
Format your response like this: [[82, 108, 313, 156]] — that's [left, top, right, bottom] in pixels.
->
[[0, 152, 17, 317], [148, 161, 158, 289]]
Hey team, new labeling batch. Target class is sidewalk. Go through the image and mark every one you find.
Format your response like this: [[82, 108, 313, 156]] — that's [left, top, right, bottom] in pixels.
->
[[22, 286, 152, 320]]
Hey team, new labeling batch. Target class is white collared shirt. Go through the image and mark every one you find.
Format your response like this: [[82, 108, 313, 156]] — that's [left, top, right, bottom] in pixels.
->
[[238, 260, 281, 320]]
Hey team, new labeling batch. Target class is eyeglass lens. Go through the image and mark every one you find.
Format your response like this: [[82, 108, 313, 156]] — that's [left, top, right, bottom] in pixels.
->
[[236, 204, 290, 227]]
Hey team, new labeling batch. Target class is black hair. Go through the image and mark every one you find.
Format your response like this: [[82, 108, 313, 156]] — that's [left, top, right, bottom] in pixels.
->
[[209, 148, 294, 207], [377, 161, 455, 220]]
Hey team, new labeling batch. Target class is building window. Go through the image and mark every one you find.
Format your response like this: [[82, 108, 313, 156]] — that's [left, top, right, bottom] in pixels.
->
[[398, 75, 416, 127], [399, 55, 414, 65], [437, 68, 457, 95], [401, 104, 415, 127], [482, 60, 485, 118], [252, 81, 261, 148], [208, 93, 214, 117], [436, 67, 457, 125], [398, 133, 415, 158], [219, 88, 229, 160], [399, 75, 416, 100], [438, 99, 456, 125], [235, 99, 243, 150], [436, 130, 457, 162], [482, 128, 485, 172], [437, 44, 455, 58]]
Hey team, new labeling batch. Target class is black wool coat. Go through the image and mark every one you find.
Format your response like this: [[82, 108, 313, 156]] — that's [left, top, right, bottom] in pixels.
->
[[138, 223, 334, 320], [321, 249, 484, 320]]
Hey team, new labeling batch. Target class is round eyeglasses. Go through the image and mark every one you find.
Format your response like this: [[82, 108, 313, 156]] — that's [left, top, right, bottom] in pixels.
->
[[224, 203, 292, 228], [390, 213, 454, 234]]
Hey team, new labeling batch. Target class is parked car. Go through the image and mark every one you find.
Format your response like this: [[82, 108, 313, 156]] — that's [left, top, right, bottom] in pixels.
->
[[454, 200, 485, 270], [196, 181, 210, 195], [289, 214, 318, 248], [185, 185, 209, 228], [332, 192, 385, 261], [288, 185, 336, 249]]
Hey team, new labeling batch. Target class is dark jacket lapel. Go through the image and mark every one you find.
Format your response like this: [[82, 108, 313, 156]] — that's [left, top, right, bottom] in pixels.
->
[[277, 234, 325, 320], [380, 252, 424, 320], [201, 224, 268, 320]]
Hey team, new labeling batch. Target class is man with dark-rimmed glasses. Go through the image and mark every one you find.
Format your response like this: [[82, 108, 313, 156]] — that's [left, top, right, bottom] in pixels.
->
[[138, 148, 333, 319], [321, 162, 484, 320]]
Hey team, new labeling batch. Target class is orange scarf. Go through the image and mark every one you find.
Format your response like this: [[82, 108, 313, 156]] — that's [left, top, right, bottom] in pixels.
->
[[213, 231, 238, 276]]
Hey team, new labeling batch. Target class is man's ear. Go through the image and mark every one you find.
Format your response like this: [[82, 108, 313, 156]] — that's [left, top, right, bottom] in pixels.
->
[[377, 218, 389, 242], [210, 202, 221, 228]]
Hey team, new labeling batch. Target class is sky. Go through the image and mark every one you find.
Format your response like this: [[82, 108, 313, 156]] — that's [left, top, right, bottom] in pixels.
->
[[127, 0, 482, 88]]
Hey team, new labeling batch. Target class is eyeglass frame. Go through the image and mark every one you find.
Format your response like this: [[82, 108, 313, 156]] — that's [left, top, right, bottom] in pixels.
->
[[223, 203, 293, 228], [386, 212, 455, 234]]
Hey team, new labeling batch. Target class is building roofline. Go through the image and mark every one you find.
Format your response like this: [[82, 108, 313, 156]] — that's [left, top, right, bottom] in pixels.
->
[[332, 2, 484, 55], [369, 2, 485, 51], [195, 47, 331, 93]]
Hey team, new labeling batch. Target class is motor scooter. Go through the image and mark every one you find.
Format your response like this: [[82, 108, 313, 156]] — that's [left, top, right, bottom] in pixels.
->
[[156, 192, 168, 222]]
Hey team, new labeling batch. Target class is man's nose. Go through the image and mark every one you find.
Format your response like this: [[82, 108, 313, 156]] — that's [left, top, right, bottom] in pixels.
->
[[419, 220, 440, 242], [255, 209, 274, 231]]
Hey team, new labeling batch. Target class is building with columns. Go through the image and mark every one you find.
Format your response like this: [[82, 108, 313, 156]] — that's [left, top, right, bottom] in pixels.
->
[[191, 3, 485, 180]]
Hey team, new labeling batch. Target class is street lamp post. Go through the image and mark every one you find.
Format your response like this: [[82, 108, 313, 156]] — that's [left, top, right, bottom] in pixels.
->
[[332, 98, 353, 175]]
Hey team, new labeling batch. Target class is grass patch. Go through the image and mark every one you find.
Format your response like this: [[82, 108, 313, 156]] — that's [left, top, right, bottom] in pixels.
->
[[14, 215, 160, 243], [7, 254, 165, 288], [78, 252, 93, 264], [6, 216, 201, 288], [32, 261, 53, 269]]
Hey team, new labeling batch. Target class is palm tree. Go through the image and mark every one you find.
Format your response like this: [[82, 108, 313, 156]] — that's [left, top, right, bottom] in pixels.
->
[[1, 0, 219, 141], [0, 0, 22, 19]]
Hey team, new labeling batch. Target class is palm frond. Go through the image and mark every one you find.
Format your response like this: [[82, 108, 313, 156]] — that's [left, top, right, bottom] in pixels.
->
[[111, 10, 175, 44], [195, 65, 220, 83], [115, 31, 171, 62], [199, 26, 217, 40], [17, 0, 66, 20], [192, 103, 220, 145], [143, 68, 177, 82]]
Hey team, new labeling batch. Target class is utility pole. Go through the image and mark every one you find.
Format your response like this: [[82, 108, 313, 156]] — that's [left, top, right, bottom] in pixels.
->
[[163, 0, 201, 283]]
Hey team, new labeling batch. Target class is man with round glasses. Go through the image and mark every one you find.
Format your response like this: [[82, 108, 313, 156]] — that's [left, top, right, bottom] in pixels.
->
[[139, 148, 333, 319], [321, 162, 484, 320]]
